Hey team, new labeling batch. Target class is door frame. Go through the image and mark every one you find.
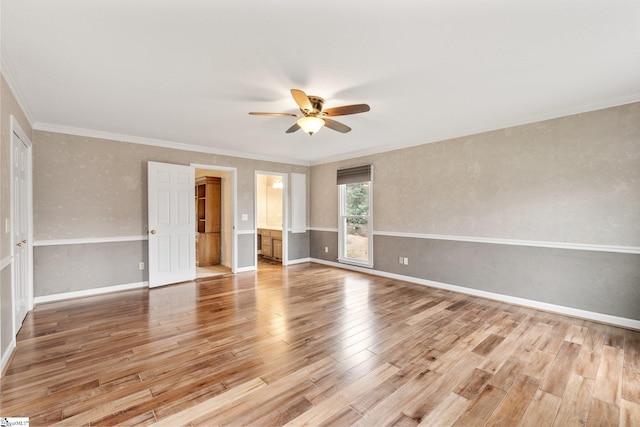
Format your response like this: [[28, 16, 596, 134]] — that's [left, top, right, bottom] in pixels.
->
[[10, 115, 34, 335], [191, 163, 238, 274], [255, 171, 288, 267]]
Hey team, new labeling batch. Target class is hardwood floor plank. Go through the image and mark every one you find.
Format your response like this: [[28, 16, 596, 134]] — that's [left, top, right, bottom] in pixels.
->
[[417, 392, 470, 427], [540, 340, 582, 397], [552, 374, 595, 427], [452, 384, 506, 427], [622, 364, 640, 404], [519, 389, 562, 427], [593, 345, 624, 405], [621, 399, 640, 427], [485, 374, 539, 427], [587, 398, 620, 426], [1, 262, 639, 426], [152, 377, 267, 426], [284, 362, 399, 426]]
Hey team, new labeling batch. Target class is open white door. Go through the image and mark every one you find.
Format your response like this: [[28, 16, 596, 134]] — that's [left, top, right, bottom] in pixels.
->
[[147, 161, 196, 288]]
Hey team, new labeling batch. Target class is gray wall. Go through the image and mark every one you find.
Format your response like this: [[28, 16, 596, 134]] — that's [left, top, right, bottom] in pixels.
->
[[32, 130, 310, 296], [288, 231, 310, 261], [309, 103, 640, 321]]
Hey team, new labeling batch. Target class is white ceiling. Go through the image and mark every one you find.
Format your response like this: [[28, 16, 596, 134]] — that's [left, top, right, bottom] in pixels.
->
[[2, 0, 639, 165]]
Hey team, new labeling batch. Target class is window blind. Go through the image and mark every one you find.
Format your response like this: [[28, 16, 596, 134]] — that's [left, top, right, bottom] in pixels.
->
[[336, 165, 372, 185]]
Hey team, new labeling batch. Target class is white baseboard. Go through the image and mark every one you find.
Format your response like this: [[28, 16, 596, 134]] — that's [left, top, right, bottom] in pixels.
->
[[34, 281, 148, 304], [309, 258, 640, 331], [1, 337, 16, 378], [235, 266, 256, 273], [287, 257, 311, 265]]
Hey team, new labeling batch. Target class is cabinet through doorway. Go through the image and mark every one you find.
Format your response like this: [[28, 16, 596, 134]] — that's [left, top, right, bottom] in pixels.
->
[[196, 176, 221, 266]]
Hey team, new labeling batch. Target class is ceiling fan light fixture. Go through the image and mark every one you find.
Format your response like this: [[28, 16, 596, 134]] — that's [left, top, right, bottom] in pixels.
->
[[297, 116, 325, 135]]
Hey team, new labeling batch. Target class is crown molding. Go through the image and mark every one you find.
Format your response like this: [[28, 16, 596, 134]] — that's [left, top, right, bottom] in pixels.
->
[[33, 122, 311, 166], [0, 44, 36, 126], [309, 95, 640, 166]]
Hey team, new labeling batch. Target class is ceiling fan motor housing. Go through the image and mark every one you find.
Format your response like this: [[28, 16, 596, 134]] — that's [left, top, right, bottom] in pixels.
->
[[305, 96, 325, 115]]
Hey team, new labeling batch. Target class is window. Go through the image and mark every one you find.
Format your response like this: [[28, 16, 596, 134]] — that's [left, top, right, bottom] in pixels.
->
[[338, 165, 372, 267]]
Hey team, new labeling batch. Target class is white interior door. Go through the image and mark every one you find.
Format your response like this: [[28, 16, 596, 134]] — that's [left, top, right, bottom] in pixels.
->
[[13, 130, 29, 330], [147, 161, 195, 288]]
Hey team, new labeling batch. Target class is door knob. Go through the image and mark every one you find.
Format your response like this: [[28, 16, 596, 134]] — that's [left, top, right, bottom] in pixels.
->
[[22, 240, 27, 244], [16, 242, 22, 247], [150, 230, 156, 234]]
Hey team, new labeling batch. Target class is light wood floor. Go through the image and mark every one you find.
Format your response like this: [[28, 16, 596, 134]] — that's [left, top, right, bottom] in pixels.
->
[[2, 262, 639, 426]]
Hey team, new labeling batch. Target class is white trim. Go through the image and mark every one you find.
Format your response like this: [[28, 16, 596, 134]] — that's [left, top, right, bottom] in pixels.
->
[[0, 255, 12, 271], [34, 122, 310, 166], [1, 47, 36, 126], [307, 228, 640, 255], [34, 235, 148, 247], [373, 230, 640, 255], [1, 336, 16, 378], [288, 257, 311, 265], [235, 266, 257, 273], [309, 258, 640, 330], [308, 227, 338, 233], [34, 281, 148, 304], [237, 229, 255, 235]]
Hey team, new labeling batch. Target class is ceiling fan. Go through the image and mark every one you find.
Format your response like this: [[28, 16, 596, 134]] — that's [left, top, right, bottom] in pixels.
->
[[249, 89, 370, 135]]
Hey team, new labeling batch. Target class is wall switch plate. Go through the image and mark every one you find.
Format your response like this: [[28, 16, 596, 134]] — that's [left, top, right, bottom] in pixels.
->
[[5, 218, 10, 233], [403, 257, 409, 265], [139, 262, 145, 270], [325, 247, 329, 253], [241, 214, 248, 221], [399, 256, 403, 264]]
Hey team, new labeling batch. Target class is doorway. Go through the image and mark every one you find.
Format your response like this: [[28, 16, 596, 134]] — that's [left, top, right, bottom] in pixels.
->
[[255, 172, 287, 268], [193, 165, 236, 278]]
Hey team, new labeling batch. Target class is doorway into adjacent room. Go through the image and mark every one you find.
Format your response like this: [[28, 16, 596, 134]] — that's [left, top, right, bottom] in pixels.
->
[[194, 167, 235, 278], [255, 172, 287, 268]]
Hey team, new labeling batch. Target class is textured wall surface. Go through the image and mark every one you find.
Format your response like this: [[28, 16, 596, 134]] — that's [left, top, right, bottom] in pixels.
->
[[309, 103, 640, 320], [31, 130, 310, 294], [288, 231, 310, 261], [311, 103, 640, 247], [374, 235, 640, 319], [33, 132, 309, 240], [34, 241, 147, 295], [1, 266, 13, 361]]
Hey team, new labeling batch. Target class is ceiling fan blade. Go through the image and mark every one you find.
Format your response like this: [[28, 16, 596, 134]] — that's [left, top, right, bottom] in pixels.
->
[[286, 123, 300, 133], [249, 112, 299, 117], [323, 104, 370, 116], [290, 89, 312, 112], [324, 118, 351, 133]]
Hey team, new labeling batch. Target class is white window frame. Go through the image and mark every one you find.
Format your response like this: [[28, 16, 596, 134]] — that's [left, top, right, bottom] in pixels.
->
[[338, 180, 373, 268]]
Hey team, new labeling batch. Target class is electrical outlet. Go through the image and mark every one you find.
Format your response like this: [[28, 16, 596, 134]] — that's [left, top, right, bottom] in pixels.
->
[[241, 214, 248, 221], [139, 262, 145, 270], [325, 247, 329, 253]]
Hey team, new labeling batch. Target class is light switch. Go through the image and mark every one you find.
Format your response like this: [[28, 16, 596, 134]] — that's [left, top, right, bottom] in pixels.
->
[[241, 214, 248, 221]]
